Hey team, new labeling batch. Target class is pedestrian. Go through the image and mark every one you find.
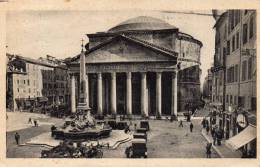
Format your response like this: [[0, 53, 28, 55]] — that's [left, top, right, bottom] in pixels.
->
[[206, 125, 210, 135], [213, 132, 217, 146], [211, 126, 215, 138], [34, 120, 38, 127], [179, 120, 183, 127], [206, 142, 212, 158], [189, 122, 194, 132], [14, 132, 20, 145], [201, 117, 206, 128], [28, 117, 32, 124]]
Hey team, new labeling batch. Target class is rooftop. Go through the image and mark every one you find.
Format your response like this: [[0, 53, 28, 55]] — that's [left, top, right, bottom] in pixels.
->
[[108, 16, 177, 32]]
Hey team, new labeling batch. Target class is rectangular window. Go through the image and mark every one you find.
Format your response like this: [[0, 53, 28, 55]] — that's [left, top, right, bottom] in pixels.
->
[[226, 95, 229, 103], [249, 16, 254, 39], [234, 64, 238, 82], [231, 10, 234, 30], [236, 32, 239, 49], [230, 95, 233, 104], [232, 36, 235, 52], [231, 66, 235, 82], [243, 23, 248, 44], [227, 40, 230, 55], [29, 88, 31, 93], [234, 96, 237, 105], [27, 79, 30, 86], [219, 72, 222, 85], [242, 60, 247, 81], [248, 57, 252, 80], [251, 97, 256, 110], [238, 96, 245, 107], [17, 80, 19, 84], [17, 88, 19, 92], [24, 80, 26, 84]]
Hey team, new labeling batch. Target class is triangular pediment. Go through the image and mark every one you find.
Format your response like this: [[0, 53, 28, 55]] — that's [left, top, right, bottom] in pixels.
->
[[82, 36, 177, 64]]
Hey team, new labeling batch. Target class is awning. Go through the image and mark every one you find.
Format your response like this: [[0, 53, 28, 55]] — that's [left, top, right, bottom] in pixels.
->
[[225, 125, 256, 150]]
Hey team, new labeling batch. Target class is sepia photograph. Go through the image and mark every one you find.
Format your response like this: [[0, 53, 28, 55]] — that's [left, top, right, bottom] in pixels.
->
[[5, 9, 256, 159]]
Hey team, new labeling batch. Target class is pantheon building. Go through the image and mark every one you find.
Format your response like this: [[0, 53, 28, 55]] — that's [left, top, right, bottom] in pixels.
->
[[68, 16, 202, 117]]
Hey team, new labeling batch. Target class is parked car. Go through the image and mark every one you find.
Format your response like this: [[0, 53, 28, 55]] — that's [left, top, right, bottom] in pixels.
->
[[140, 120, 150, 131], [136, 128, 147, 134], [125, 139, 147, 158], [133, 133, 147, 141]]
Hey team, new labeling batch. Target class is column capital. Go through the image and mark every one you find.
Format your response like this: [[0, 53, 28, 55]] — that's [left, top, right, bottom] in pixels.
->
[[126, 72, 132, 79], [97, 73, 102, 79], [172, 71, 178, 78], [156, 72, 162, 79], [141, 72, 147, 78], [111, 72, 116, 79]]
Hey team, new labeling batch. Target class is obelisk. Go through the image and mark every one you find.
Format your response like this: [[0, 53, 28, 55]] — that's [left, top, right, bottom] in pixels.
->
[[77, 39, 90, 113]]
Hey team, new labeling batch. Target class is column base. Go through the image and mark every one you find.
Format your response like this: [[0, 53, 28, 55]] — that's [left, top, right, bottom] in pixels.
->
[[156, 113, 161, 120], [126, 114, 132, 120], [170, 115, 178, 122]]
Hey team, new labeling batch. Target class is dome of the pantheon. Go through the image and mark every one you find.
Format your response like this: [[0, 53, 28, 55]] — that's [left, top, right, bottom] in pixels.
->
[[108, 16, 177, 32]]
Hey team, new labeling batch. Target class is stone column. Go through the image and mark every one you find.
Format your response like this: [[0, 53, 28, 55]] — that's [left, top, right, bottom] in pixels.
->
[[171, 71, 178, 118], [70, 74, 76, 113], [156, 72, 162, 118], [126, 72, 132, 116], [85, 74, 89, 108], [110, 72, 117, 115], [141, 72, 148, 117], [97, 73, 103, 115]]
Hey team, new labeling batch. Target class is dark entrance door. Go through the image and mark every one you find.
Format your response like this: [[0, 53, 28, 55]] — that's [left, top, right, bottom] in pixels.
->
[[162, 72, 172, 115], [116, 73, 126, 115], [147, 72, 156, 116], [132, 73, 141, 115]]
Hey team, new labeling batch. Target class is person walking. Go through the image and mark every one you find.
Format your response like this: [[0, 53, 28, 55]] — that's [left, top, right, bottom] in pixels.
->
[[34, 120, 38, 127], [14, 132, 20, 145], [206, 125, 210, 135], [206, 142, 212, 158], [201, 118, 206, 128], [179, 120, 183, 127], [190, 122, 194, 132], [28, 117, 32, 124], [213, 131, 217, 146]]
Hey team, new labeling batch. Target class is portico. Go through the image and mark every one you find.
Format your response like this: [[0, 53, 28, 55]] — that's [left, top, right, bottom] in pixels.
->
[[68, 35, 178, 118], [70, 66, 178, 117]]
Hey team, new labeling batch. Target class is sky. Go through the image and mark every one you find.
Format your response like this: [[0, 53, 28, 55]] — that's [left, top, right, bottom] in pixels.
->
[[6, 10, 215, 85]]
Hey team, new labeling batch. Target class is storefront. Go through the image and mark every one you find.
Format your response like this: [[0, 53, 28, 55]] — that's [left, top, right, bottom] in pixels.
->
[[225, 110, 257, 158]]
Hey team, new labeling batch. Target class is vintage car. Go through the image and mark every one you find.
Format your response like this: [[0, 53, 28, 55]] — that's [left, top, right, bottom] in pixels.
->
[[140, 120, 150, 131], [41, 142, 103, 158], [136, 128, 147, 134], [117, 121, 128, 130], [133, 133, 147, 141], [107, 120, 117, 130], [125, 139, 147, 158]]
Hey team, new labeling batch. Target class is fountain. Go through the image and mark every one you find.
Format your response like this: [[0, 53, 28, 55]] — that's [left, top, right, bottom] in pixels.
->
[[52, 40, 112, 141]]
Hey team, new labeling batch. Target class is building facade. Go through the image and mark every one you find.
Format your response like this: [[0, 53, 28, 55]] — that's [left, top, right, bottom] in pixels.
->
[[6, 54, 70, 112], [211, 10, 256, 157], [68, 16, 202, 117], [202, 69, 213, 99]]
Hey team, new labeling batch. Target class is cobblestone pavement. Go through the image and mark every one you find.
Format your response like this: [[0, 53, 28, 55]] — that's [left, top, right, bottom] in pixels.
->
[[6, 112, 64, 158], [6, 112, 219, 158], [146, 119, 219, 158]]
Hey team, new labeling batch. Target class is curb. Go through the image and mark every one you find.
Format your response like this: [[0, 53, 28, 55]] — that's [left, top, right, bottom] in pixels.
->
[[201, 130, 224, 158]]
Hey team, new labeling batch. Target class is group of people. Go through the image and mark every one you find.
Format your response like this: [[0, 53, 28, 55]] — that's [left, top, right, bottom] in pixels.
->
[[28, 117, 39, 127], [178, 120, 194, 133]]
